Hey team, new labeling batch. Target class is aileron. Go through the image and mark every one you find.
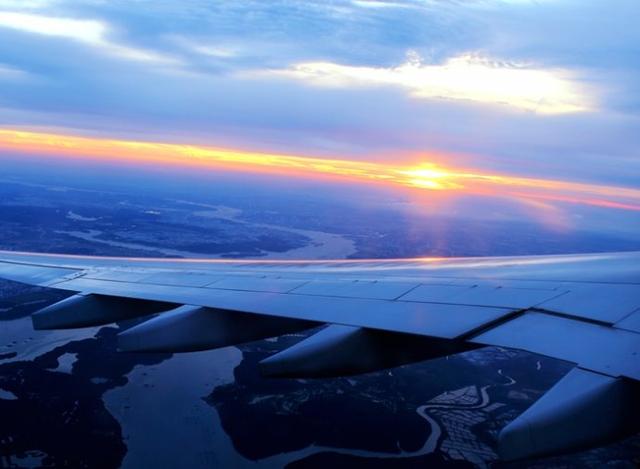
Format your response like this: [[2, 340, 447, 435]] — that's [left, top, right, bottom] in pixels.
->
[[473, 310, 640, 380]]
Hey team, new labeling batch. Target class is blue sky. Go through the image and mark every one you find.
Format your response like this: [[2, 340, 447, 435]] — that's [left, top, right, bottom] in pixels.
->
[[0, 0, 638, 193]]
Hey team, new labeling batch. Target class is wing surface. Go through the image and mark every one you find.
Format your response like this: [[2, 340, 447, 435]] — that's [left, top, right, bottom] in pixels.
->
[[1, 249, 639, 459]]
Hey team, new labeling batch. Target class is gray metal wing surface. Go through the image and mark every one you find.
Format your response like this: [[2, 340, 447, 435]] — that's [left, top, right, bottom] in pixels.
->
[[1, 249, 639, 460]]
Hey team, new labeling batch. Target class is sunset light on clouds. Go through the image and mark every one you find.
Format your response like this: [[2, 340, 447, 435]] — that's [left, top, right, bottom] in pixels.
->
[[2, 129, 638, 212], [0, 0, 639, 241], [259, 53, 592, 114]]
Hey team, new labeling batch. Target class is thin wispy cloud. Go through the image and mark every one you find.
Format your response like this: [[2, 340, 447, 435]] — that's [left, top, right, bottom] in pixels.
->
[[0, 63, 31, 80], [0, 0, 56, 9], [0, 11, 178, 64], [256, 52, 592, 114]]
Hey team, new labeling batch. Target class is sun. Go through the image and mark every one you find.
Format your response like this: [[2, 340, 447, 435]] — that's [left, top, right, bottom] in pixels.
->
[[396, 165, 463, 190]]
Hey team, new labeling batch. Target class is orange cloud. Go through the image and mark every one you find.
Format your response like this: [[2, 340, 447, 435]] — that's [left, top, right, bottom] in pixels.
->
[[1, 128, 639, 212]]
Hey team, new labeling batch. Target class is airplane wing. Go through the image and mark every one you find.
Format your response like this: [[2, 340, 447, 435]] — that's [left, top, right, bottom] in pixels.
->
[[1, 249, 639, 460]]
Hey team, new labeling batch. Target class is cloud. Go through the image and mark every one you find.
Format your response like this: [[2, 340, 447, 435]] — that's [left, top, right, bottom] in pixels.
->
[[0, 64, 31, 80], [0, 11, 177, 64], [0, 0, 56, 9], [350, 0, 420, 9], [0, 0, 637, 192], [254, 52, 592, 114]]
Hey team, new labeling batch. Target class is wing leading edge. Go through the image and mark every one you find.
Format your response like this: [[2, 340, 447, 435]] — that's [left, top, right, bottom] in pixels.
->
[[1, 249, 639, 460]]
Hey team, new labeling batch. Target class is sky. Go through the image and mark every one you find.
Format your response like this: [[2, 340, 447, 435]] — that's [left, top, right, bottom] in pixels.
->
[[0, 0, 639, 235]]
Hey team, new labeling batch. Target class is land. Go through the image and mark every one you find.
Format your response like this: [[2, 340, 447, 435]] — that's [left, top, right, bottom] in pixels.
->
[[1, 179, 638, 262], [1, 176, 639, 467]]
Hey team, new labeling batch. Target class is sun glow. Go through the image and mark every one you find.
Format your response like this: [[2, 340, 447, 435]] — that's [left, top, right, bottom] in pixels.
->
[[396, 165, 463, 190], [1, 129, 639, 212]]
